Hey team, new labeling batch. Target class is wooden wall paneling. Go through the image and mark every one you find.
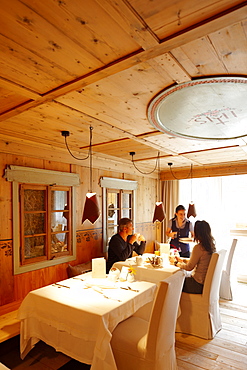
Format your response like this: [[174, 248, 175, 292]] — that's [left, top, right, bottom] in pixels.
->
[[76, 228, 103, 263], [75, 164, 89, 229], [0, 154, 12, 239], [0, 240, 14, 306], [43, 160, 71, 173], [135, 175, 157, 222], [136, 222, 156, 253]]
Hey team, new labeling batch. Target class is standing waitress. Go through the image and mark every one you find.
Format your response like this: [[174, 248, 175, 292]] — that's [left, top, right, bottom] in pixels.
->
[[166, 205, 194, 258]]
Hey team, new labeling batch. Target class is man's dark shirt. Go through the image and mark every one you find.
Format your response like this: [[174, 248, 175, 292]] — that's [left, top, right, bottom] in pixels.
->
[[106, 234, 146, 273]]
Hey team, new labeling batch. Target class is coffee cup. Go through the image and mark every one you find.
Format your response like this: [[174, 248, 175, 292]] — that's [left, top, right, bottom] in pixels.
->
[[136, 255, 143, 266]]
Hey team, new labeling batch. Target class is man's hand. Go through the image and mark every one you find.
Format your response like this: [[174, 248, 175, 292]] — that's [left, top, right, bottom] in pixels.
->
[[138, 234, 145, 242]]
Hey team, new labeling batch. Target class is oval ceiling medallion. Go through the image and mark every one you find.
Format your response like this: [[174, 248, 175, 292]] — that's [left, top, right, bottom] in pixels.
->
[[147, 77, 247, 140]]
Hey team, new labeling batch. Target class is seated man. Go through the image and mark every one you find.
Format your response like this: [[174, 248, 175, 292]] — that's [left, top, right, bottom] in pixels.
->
[[106, 218, 146, 273]]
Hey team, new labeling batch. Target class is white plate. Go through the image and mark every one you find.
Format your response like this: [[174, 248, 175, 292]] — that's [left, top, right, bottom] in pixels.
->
[[179, 238, 194, 243]]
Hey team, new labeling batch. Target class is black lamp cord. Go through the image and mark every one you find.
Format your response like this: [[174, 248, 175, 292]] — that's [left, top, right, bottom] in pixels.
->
[[131, 152, 160, 175], [64, 132, 90, 161]]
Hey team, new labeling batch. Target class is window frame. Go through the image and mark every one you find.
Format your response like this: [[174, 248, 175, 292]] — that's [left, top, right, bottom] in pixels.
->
[[100, 177, 138, 252], [5, 165, 79, 275], [20, 184, 72, 265]]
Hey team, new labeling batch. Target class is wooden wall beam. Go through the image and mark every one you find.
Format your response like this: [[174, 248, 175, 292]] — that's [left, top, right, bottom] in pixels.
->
[[160, 161, 247, 180]]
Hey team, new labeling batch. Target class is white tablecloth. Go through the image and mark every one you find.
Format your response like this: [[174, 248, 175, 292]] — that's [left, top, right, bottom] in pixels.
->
[[113, 254, 179, 285], [17, 273, 156, 370]]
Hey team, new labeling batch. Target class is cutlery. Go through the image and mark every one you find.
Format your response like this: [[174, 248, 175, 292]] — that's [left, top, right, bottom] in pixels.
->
[[103, 295, 121, 302], [127, 286, 139, 292], [93, 286, 121, 302], [52, 283, 70, 289], [120, 286, 139, 292], [72, 277, 85, 281]]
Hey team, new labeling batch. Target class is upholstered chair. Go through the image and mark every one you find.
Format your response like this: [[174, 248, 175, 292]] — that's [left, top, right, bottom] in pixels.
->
[[176, 249, 226, 339], [220, 239, 237, 300], [111, 271, 185, 370]]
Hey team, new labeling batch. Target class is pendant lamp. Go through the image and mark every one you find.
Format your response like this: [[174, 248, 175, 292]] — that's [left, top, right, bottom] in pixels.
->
[[81, 126, 100, 224], [152, 152, 165, 223], [168, 162, 197, 218], [61, 126, 100, 224], [153, 201, 166, 223], [187, 164, 197, 218], [129, 151, 165, 223]]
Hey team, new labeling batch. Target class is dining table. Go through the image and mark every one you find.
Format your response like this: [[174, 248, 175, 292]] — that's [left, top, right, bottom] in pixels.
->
[[17, 272, 157, 370], [112, 253, 180, 285]]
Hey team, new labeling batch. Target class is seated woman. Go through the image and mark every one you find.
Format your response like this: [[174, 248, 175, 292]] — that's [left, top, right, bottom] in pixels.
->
[[170, 220, 216, 294]]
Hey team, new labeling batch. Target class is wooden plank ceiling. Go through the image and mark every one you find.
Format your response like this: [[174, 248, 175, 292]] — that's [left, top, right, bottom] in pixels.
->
[[0, 0, 246, 177]]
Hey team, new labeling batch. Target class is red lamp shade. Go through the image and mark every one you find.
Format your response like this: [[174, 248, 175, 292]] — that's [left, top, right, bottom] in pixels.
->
[[82, 192, 100, 224], [153, 202, 166, 223], [187, 203, 197, 218]]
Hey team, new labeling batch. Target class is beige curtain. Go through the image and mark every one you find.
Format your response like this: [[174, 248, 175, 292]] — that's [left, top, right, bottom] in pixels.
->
[[161, 180, 179, 242]]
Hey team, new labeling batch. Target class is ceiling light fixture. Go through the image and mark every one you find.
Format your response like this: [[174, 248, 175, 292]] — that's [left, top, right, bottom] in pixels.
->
[[61, 127, 100, 224], [153, 152, 166, 223], [129, 152, 165, 222], [168, 163, 196, 218], [168, 162, 192, 180], [187, 164, 197, 218], [61, 130, 89, 161], [129, 151, 159, 175]]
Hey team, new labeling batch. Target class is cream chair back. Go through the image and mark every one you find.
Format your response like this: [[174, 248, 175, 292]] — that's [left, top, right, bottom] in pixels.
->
[[225, 239, 237, 275], [176, 249, 226, 339], [111, 271, 185, 370], [203, 249, 226, 303], [146, 271, 185, 359], [220, 239, 237, 300]]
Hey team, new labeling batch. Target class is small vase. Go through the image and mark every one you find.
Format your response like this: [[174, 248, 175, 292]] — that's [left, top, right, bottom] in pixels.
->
[[127, 273, 135, 283]]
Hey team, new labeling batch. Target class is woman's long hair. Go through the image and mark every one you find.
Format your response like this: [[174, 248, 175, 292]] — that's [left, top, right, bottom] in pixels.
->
[[194, 220, 216, 254]]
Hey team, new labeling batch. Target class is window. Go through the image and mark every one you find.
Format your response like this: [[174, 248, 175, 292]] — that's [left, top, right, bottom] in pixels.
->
[[178, 174, 247, 245], [4, 165, 79, 274], [100, 177, 138, 252], [20, 184, 71, 265], [107, 189, 133, 241]]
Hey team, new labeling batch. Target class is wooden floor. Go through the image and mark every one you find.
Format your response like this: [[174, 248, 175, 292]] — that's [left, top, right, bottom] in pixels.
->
[[0, 281, 246, 369]]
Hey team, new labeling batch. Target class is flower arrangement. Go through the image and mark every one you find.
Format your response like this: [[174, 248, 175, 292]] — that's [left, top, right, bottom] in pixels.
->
[[128, 266, 136, 275]]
